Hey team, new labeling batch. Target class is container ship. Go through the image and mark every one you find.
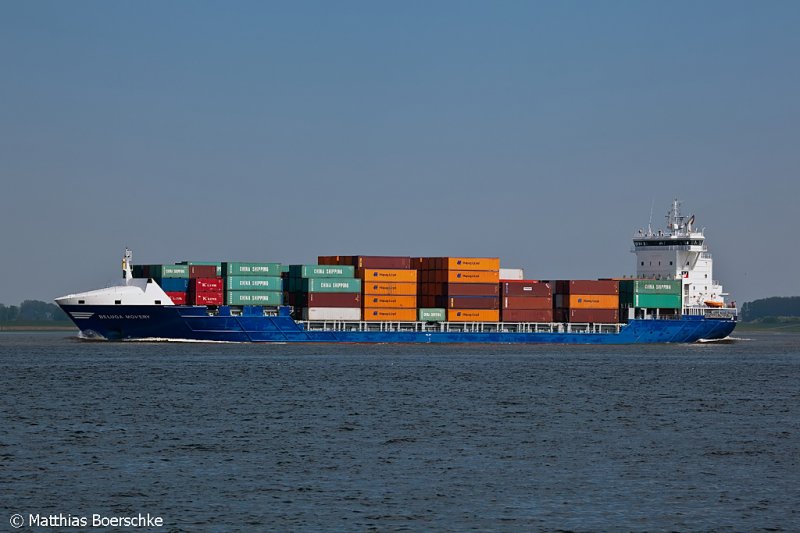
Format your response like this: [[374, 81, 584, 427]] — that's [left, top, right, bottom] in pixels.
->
[[55, 200, 737, 344]]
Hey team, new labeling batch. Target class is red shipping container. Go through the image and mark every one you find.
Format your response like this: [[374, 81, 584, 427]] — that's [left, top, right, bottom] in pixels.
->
[[446, 296, 500, 309], [566, 308, 619, 323], [189, 292, 223, 305], [304, 292, 362, 308], [317, 255, 356, 266], [446, 283, 499, 296], [418, 282, 438, 295], [503, 296, 553, 310], [555, 280, 619, 295], [352, 256, 412, 269], [502, 281, 552, 298], [166, 291, 187, 305], [501, 309, 554, 322], [188, 265, 218, 278], [190, 277, 224, 292]]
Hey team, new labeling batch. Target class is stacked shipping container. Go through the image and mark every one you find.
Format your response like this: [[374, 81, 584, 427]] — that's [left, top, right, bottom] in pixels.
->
[[500, 280, 554, 322], [413, 257, 444, 321], [619, 279, 682, 319], [554, 280, 619, 323], [319, 256, 417, 321], [287, 264, 361, 320], [222, 262, 284, 306], [130, 255, 684, 327], [360, 266, 417, 321], [416, 257, 501, 322], [132, 264, 190, 304], [188, 274, 223, 306]]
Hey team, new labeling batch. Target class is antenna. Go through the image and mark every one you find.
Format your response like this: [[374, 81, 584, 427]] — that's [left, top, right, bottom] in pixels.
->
[[647, 199, 654, 235]]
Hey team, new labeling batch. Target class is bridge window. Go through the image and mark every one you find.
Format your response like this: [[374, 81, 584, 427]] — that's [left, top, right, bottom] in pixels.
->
[[115, 300, 122, 305], [78, 300, 85, 304]]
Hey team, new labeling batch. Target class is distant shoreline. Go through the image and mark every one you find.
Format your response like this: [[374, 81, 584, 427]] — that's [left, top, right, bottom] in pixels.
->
[[735, 322, 800, 334], [0, 323, 77, 332]]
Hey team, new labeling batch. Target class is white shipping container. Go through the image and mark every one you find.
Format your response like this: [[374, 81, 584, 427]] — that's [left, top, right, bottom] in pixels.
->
[[500, 268, 524, 280], [302, 307, 362, 321]]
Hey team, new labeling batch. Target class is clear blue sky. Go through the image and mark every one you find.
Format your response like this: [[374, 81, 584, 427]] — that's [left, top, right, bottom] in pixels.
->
[[1, 1, 798, 305]]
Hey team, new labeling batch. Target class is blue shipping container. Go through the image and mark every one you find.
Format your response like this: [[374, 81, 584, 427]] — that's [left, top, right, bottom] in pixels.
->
[[158, 278, 190, 292]]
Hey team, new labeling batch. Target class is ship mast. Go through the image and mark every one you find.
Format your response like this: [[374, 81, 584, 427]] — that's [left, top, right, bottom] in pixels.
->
[[667, 198, 685, 235], [122, 248, 133, 285]]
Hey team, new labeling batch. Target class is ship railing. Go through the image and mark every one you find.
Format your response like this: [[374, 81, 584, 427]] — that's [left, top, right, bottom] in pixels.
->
[[682, 306, 738, 320], [630, 245, 707, 252], [300, 320, 622, 334]]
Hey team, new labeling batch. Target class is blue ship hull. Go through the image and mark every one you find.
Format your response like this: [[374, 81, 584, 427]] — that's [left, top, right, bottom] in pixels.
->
[[59, 305, 736, 344]]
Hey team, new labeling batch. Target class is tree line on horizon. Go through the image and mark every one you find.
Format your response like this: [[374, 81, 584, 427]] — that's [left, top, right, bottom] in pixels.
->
[[0, 300, 68, 322], [740, 297, 800, 322]]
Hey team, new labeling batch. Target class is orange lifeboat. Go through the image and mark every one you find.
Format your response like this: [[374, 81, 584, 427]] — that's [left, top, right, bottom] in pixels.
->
[[704, 300, 724, 308]]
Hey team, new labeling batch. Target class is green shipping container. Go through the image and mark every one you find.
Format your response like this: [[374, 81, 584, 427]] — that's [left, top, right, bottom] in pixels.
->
[[301, 278, 362, 293], [225, 291, 283, 306], [620, 280, 682, 309], [633, 294, 682, 309], [225, 276, 283, 291], [222, 262, 282, 276], [289, 264, 355, 278], [620, 280, 682, 295], [150, 264, 189, 278], [419, 308, 446, 321]]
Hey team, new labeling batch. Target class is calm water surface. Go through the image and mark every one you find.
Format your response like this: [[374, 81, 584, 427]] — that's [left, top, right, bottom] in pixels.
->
[[1, 332, 798, 531]]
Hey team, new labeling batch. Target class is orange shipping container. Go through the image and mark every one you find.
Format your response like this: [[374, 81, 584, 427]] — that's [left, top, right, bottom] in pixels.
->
[[358, 268, 418, 283], [447, 270, 500, 284], [447, 309, 500, 322], [445, 257, 500, 271], [568, 294, 619, 309], [364, 295, 417, 308], [363, 308, 418, 321], [362, 281, 417, 296]]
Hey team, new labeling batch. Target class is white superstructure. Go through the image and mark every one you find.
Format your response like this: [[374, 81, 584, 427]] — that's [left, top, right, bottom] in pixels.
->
[[632, 199, 729, 308], [55, 248, 174, 307]]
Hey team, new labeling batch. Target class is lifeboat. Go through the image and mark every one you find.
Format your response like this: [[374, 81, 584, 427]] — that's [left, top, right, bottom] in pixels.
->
[[704, 300, 724, 308]]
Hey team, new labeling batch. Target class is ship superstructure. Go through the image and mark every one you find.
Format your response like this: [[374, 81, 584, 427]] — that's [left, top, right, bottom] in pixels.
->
[[633, 199, 729, 310]]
